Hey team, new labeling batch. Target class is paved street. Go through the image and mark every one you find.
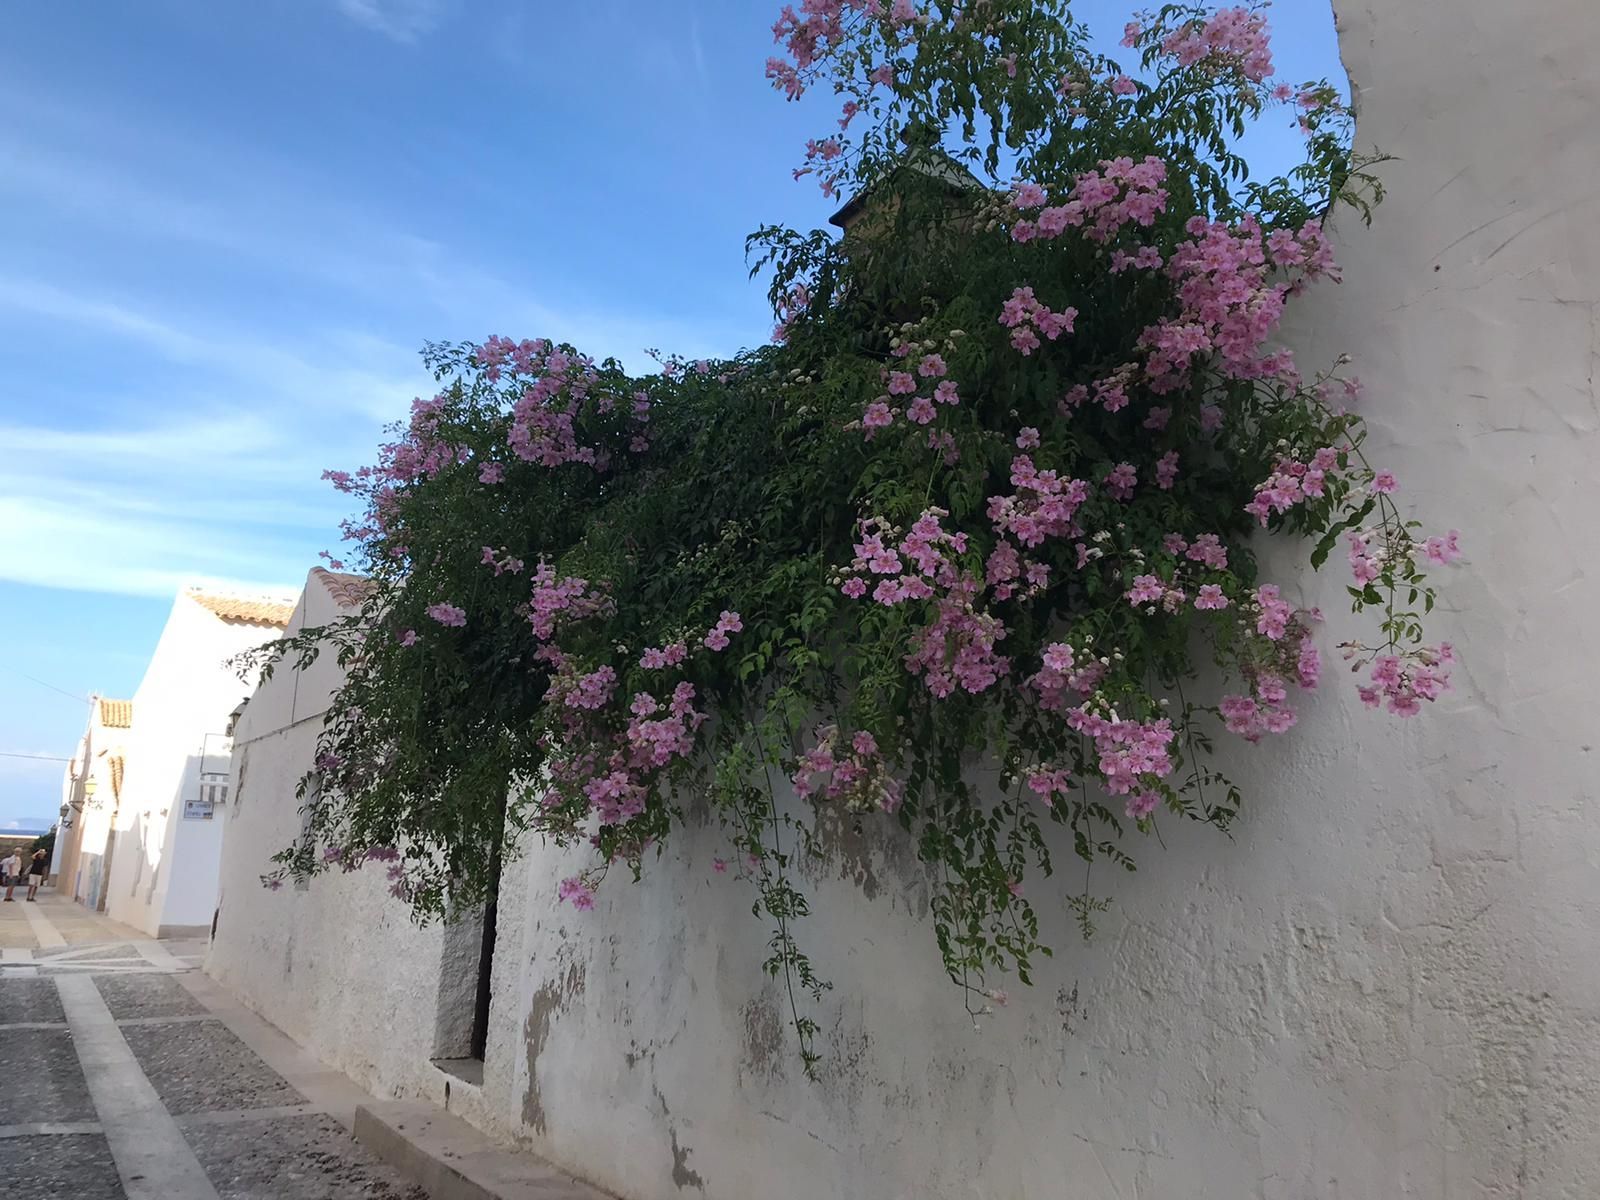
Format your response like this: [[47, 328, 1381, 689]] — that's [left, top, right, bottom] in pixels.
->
[[0, 889, 427, 1199]]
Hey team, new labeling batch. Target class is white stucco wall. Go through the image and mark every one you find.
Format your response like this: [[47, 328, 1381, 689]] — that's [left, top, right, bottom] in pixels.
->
[[206, 570, 487, 1113], [466, 4, 1600, 1198], [104, 591, 285, 936], [204, 5, 1600, 1197]]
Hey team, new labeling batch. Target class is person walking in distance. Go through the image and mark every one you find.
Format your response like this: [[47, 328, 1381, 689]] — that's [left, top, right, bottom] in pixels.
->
[[25, 847, 48, 901], [1, 849, 20, 901]]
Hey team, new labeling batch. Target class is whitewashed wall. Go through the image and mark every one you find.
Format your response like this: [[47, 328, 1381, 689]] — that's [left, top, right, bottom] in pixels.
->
[[476, 4, 1600, 1198], [205, 571, 489, 1117], [104, 592, 285, 936], [207, 4, 1600, 1197]]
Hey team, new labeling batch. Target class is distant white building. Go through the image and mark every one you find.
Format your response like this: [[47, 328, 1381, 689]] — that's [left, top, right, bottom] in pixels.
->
[[93, 586, 293, 937], [58, 696, 135, 908]]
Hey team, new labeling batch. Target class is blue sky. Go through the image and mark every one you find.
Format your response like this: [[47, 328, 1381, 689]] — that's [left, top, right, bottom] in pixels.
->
[[0, 0, 1341, 828]]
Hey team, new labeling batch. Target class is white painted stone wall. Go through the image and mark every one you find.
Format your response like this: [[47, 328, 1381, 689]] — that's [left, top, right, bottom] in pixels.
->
[[477, 4, 1600, 1198], [205, 4, 1600, 1197], [103, 591, 286, 936], [205, 570, 488, 1116]]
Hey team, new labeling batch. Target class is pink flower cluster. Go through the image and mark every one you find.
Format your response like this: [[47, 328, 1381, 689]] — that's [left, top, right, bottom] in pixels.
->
[[1064, 704, 1175, 806], [1029, 642, 1107, 709], [998, 286, 1077, 355], [557, 876, 596, 910], [840, 510, 966, 603], [792, 726, 904, 813], [481, 546, 526, 576], [1358, 644, 1453, 717], [1140, 216, 1337, 393], [703, 610, 744, 651], [1157, 7, 1275, 84], [1218, 599, 1324, 741], [527, 562, 613, 641], [1126, 573, 1189, 614], [1011, 156, 1169, 246], [987, 456, 1090, 549], [1103, 462, 1138, 500], [427, 602, 466, 627], [901, 579, 1011, 696], [860, 357, 959, 436], [1247, 447, 1342, 524]]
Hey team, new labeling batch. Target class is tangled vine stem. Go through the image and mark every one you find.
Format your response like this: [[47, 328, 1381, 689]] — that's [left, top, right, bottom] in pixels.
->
[[248, 1, 1462, 1066]]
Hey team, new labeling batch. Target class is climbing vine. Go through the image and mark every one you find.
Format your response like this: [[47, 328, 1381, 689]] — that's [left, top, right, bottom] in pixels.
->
[[255, 2, 1460, 1069]]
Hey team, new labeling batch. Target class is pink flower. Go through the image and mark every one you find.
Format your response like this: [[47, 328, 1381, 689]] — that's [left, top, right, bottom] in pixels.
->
[[1015, 426, 1040, 449], [558, 877, 596, 910], [863, 401, 896, 432], [1186, 533, 1228, 569], [1155, 450, 1179, 490], [712, 858, 728, 874], [1127, 574, 1164, 605], [1010, 326, 1041, 355], [1104, 462, 1138, 500], [1194, 584, 1229, 610], [1371, 471, 1398, 494], [1423, 530, 1463, 566], [1042, 643, 1075, 673], [907, 397, 937, 424], [1254, 584, 1293, 640], [933, 380, 961, 406], [1110, 74, 1137, 96], [478, 462, 504, 484], [1126, 790, 1159, 820], [917, 353, 948, 378], [427, 602, 466, 627], [1013, 182, 1047, 210], [398, 629, 418, 646], [887, 371, 917, 396], [703, 610, 743, 651]]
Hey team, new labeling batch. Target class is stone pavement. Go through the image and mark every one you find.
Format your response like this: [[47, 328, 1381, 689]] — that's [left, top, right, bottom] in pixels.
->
[[0, 888, 428, 1199]]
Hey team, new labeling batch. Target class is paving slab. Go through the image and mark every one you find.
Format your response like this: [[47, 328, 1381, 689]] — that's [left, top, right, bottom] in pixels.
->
[[40, 943, 140, 961], [0, 1131, 125, 1199], [0, 1028, 97, 1124], [55, 974, 220, 1200], [119, 1019, 303, 1115], [0, 975, 67, 1023], [188, 1112, 429, 1200], [95, 973, 208, 1019]]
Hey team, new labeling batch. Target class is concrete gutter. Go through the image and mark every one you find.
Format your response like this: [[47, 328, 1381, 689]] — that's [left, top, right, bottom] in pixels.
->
[[353, 1101, 616, 1200]]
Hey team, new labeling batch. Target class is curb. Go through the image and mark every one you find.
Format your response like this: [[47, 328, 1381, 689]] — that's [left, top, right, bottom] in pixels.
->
[[353, 1101, 615, 1200]]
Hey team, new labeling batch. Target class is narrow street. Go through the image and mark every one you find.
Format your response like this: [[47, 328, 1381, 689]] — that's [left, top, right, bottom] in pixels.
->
[[0, 888, 427, 1199]]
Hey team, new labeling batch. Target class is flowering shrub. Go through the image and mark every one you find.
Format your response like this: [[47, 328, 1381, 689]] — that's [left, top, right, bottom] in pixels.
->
[[259, 1, 1458, 1068]]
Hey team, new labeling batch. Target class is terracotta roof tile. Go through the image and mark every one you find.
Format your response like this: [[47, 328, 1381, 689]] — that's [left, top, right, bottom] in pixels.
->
[[187, 590, 295, 627], [97, 698, 133, 729], [310, 568, 374, 611]]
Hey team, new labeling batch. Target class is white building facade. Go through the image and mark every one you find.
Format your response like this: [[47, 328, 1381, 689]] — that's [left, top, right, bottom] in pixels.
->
[[98, 587, 292, 937], [208, 5, 1600, 1197], [58, 696, 133, 909]]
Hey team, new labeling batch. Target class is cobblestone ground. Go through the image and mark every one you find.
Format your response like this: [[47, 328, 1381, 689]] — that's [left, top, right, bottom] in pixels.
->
[[0, 889, 428, 1199]]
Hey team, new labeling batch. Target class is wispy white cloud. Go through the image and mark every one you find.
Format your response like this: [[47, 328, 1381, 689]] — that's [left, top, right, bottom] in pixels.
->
[[0, 272, 421, 596], [335, 0, 451, 43]]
